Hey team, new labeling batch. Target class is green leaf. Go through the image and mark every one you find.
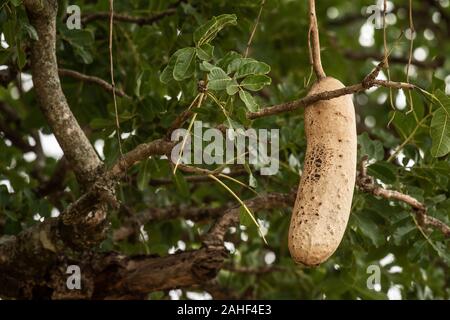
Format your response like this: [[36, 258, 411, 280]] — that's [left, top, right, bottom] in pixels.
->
[[207, 67, 232, 91], [137, 160, 151, 192], [227, 58, 250, 74], [407, 239, 427, 260], [226, 79, 239, 95], [173, 47, 196, 81], [200, 61, 215, 72], [16, 40, 26, 69], [393, 223, 417, 245], [22, 23, 39, 40], [241, 74, 271, 91], [73, 46, 93, 64], [357, 132, 385, 162], [60, 28, 94, 47], [196, 43, 214, 61], [60, 29, 95, 64], [239, 90, 258, 112], [430, 90, 450, 157], [217, 51, 242, 70], [194, 14, 237, 46], [354, 213, 385, 247], [239, 206, 253, 228], [160, 54, 178, 84], [173, 172, 189, 198], [235, 60, 270, 79], [367, 162, 397, 184]]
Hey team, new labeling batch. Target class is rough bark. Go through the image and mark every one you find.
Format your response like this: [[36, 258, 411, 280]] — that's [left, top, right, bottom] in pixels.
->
[[0, 191, 295, 299], [25, 0, 102, 185]]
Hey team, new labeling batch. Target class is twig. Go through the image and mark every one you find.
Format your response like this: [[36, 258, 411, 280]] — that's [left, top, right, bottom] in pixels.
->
[[357, 156, 450, 238], [224, 265, 285, 274], [308, 0, 326, 80], [244, 0, 266, 58], [338, 50, 443, 69], [405, 0, 415, 114], [203, 191, 296, 247], [148, 169, 249, 186], [0, 120, 35, 152], [109, 0, 123, 157], [58, 68, 130, 98], [81, 8, 177, 25], [113, 204, 230, 242], [247, 74, 414, 120], [35, 157, 70, 197], [386, 114, 430, 163]]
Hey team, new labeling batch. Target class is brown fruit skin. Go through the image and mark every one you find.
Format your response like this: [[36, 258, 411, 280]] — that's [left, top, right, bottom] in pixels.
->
[[288, 77, 357, 266]]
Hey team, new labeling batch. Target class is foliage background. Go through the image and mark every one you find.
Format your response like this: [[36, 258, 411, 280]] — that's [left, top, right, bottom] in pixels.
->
[[0, 0, 449, 299]]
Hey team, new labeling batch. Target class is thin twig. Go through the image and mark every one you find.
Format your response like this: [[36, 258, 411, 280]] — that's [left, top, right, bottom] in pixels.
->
[[109, 0, 123, 157], [383, 0, 395, 114], [405, 0, 415, 114], [81, 8, 177, 25], [58, 68, 130, 98], [308, 0, 326, 80], [244, 0, 266, 58], [386, 114, 430, 163]]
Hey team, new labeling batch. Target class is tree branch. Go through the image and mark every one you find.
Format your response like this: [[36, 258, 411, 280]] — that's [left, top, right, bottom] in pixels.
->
[[357, 156, 450, 238], [0, 119, 35, 152], [24, 0, 102, 185], [342, 50, 444, 69], [0, 190, 295, 298], [308, 0, 326, 79], [109, 139, 175, 178], [94, 191, 295, 299], [81, 8, 177, 25], [246, 70, 414, 120], [58, 68, 130, 98], [113, 205, 227, 242]]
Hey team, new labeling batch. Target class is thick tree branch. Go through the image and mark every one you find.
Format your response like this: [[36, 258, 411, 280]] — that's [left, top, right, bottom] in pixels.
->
[[93, 191, 295, 299], [0, 189, 295, 298], [24, 0, 102, 185], [109, 139, 176, 178]]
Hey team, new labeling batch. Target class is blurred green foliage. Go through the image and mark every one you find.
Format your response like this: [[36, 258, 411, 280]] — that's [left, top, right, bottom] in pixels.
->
[[0, 0, 449, 300]]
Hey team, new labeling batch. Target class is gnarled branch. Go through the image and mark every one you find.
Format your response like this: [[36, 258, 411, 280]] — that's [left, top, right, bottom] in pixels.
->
[[24, 0, 102, 185]]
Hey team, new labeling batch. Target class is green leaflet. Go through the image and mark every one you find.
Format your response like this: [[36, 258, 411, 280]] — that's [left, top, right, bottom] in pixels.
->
[[430, 90, 450, 157], [194, 14, 237, 46], [241, 74, 271, 91], [239, 90, 258, 112], [173, 47, 196, 81], [207, 67, 232, 91]]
